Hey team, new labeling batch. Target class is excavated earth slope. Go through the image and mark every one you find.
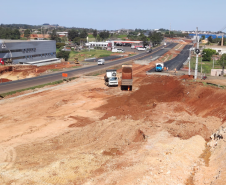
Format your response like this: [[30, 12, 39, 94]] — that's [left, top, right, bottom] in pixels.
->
[[0, 74, 226, 185]]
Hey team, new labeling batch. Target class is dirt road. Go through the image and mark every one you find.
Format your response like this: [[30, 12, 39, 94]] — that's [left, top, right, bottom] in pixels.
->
[[1, 43, 226, 185]]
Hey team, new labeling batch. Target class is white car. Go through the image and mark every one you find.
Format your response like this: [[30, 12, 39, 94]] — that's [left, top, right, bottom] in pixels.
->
[[97, 59, 105, 65], [137, 47, 146, 51], [112, 48, 125, 53]]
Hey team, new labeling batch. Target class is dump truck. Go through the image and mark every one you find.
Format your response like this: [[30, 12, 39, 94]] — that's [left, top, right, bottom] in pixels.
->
[[155, 63, 164, 72], [121, 64, 133, 91], [104, 69, 118, 86]]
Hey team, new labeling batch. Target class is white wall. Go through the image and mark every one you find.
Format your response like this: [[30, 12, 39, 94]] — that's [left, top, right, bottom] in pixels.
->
[[211, 69, 226, 76]]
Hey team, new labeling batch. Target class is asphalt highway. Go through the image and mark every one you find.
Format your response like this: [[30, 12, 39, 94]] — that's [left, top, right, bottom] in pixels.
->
[[148, 44, 192, 72], [0, 43, 176, 94]]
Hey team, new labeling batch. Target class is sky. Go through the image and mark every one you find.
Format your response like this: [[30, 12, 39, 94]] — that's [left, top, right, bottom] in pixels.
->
[[1, 0, 225, 32]]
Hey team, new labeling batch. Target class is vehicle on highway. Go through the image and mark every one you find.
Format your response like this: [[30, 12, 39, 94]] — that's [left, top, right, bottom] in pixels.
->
[[97, 59, 105, 65], [137, 47, 146, 51], [104, 70, 118, 86], [155, 63, 164, 72], [112, 48, 124, 53]]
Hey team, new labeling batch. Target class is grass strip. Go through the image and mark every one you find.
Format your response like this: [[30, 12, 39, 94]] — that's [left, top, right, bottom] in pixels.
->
[[0, 77, 77, 98]]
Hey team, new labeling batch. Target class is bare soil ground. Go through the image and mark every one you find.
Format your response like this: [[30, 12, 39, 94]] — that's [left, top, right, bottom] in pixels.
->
[[0, 62, 79, 81], [1, 42, 226, 185]]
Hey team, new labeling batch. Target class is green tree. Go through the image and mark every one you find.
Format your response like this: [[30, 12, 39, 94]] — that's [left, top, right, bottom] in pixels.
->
[[96, 35, 101, 42], [50, 29, 60, 42], [99, 31, 109, 40], [149, 31, 163, 46], [208, 36, 213, 43], [68, 29, 79, 41], [218, 54, 226, 76], [12, 29, 21, 39], [24, 29, 31, 39], [93, 30, 97, 41], [80, 29, 88, 38], [139, 34, 148, 46], [56, 51, 70, 61], [202, 48, 217, 61], [201, 35, 205, 40]]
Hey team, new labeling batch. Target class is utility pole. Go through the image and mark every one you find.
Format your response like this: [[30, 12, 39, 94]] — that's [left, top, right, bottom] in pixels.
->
[[223, 55, 225, 76], [221, 33, 224, 47], [194, 27, 199, 79], [169, 23, 171, 35]]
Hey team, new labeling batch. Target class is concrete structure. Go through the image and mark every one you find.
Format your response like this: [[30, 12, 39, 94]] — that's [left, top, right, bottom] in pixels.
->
[[0, 40, 57, 65], [205, 45, 226, 55], [211, 69, 226, 76]]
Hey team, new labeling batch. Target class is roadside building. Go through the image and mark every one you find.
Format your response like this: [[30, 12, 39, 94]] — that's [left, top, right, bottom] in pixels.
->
[[205, 45, 226, 55], [56, 32, 68, 37], [0, 40, 59, 66]]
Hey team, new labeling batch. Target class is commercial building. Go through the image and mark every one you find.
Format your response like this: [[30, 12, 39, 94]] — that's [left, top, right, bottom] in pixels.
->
[[0, 40, 59, 66]]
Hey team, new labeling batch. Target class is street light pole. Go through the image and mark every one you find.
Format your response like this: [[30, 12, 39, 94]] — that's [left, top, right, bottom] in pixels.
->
[[201, 53, 202, 78], [223, 56, 225, 76], [194, 27, 199, 79]]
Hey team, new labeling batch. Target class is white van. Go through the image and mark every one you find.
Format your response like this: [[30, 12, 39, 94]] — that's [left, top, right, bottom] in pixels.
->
[[112, 48, 124, 53], [97, 59, 105, 65], [137, 47, 146, 51]]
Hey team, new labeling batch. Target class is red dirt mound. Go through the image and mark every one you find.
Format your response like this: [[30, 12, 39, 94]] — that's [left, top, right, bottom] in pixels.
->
[[98, 76, 185, 120], [180, 75, 194, 80]]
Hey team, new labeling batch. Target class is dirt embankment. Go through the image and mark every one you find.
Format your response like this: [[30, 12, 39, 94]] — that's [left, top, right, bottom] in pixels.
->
[[0, 62, 79, 81]]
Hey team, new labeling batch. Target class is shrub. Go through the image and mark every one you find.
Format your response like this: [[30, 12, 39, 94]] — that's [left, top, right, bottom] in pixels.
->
[[56, 42, 65, 49], [56, 51, 70, 61]]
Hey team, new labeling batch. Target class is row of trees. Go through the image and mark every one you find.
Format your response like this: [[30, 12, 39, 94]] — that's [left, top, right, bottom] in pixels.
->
[[0, 27, 21, 39], [202, 35, 226, 46], [68, 29, 88, 45], [127, 31, 164, 46]]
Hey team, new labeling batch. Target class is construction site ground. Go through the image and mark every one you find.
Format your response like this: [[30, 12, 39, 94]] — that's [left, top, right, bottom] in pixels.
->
[[1, 42, 226, 185]]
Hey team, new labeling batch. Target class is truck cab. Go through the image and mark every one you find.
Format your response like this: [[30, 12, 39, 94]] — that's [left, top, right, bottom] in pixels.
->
[[104, 69, 118, 86], [108, 76, 118, 86], [155, 63, 164, 72]]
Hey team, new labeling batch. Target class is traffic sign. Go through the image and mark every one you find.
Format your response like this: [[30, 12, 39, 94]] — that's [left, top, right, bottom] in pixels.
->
[[195, 49, 200, 54], [62, 73, 68, 77]]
